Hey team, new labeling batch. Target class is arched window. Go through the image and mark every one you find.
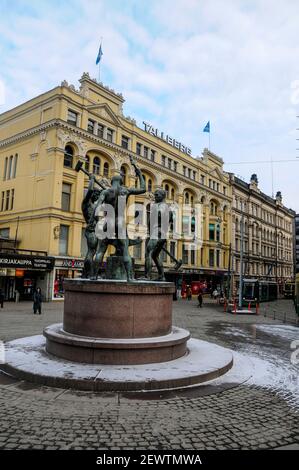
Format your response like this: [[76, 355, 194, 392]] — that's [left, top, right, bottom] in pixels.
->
[[191, 195, 194, 206], [120, 165, 127, 185], [185, 192, 189, 204], [64, 145, 74, 168], [165, 184, 169, 199], [93, 156, 100, 175], [171, 188, 175, 200], [148, 179, 152, 192], [103, 162, 109, 178], [85, 155, 90, 172], [210, 201, 217, 215]]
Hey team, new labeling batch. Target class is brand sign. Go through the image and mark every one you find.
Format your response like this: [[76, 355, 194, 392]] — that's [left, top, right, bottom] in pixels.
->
[[55, 259, 84, 269], [0, 254, 55, 270], [143, 122, 192, 156]]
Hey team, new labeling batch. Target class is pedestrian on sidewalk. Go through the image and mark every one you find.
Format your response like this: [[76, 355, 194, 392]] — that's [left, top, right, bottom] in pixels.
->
[[0, 288, 4, 308], [197, 290, 203, 308], [187, 286, 192, 301], [33, 287, 42, 315]]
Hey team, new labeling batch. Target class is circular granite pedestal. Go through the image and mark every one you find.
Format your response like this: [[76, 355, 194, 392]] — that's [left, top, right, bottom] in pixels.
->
[[44, 324, 190, 365], [46, 279, 189, 365]]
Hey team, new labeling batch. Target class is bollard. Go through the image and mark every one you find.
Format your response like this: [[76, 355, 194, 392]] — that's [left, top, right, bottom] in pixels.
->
[[256, 303, 259, 315], [248, 302, 251, 313], [224, 300, 227, 313]]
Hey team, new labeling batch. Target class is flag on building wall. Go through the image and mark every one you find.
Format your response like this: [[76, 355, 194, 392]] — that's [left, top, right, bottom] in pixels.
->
[[203, 121, 210, 133]]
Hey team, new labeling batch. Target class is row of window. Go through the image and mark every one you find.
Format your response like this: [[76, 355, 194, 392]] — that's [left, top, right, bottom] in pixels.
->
[[208, 179, 227, 195], [3, 154, 18, 181], [235, 199, 292, 232], [66, 110, 224, 184], [234, 260, 292, 278], [0, 189, 15, 212], [64, 146, 110, 177]]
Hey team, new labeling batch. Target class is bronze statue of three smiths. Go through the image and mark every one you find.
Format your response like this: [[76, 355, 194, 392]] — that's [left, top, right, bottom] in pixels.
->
[[80, 155, 181, 281]]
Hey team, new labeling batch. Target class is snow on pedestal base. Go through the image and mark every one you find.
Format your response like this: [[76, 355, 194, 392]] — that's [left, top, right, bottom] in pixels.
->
[[1, 335, 233, 392]]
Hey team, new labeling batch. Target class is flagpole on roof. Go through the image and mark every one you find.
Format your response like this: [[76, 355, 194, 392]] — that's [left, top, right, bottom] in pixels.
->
[[96, 37, 103, 83]]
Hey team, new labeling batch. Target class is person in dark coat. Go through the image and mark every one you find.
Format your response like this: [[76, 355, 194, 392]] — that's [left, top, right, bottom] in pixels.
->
[[33, 287, 42, 315], [0, 288, 4, 308], [197, 289, 203, 308]]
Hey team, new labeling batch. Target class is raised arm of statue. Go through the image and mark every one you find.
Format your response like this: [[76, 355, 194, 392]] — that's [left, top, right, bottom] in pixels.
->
[[128, 155, 146, 195]]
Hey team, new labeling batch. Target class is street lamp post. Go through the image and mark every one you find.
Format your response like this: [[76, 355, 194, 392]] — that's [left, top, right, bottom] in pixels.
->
[[238, 202, 244, 310]]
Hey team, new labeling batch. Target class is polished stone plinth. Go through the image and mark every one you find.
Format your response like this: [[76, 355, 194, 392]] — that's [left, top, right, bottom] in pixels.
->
[[44, 323, 190, 365], [46, 279, 185, 365], [1, 335, 233, 391], [63, 279, 174, 338]]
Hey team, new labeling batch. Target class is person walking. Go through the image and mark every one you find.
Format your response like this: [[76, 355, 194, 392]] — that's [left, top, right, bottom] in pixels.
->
[[197, 289, 203, 308], [0, 288, 4, 308], [187, 286, 192, 301], [33, 287, 42, 315]]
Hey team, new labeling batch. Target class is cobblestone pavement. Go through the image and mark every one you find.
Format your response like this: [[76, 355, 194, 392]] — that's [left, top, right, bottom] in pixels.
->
[[0, 298, 298, 450]]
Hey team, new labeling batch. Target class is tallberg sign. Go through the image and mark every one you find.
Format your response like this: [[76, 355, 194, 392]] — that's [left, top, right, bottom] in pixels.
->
[[143, 122, 192, 156]]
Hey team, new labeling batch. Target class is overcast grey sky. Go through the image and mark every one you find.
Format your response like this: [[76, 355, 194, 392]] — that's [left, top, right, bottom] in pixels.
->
[[0, 0, 298, 210]]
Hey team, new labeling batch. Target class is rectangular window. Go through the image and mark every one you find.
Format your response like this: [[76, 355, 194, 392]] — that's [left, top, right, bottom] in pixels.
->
[[162, 155, 166, 166], [5, 190, 10, 211], [191, 247, 195, 265], [144, 146, 149, 158], [182, 244, 189, 264], [3, 157, 8, 181], [209, 249, 214, 267], [182, 216, 190, 235], [0, 227, 10, 238], [61, 183, 71, 212], [59, 225, 69, 255], [183, 166, 186, 176], [106, 128, 114, 142], [216, 250, 220, 267], [201, 175, 205, 185], [87, 119, 95, 134], [173, 161, 177, 172], [209, 223, 215, 241], [193, 171, 196, 180], [13, 154, 18, 178], [170, 241, 176, 258], [216, 224, 220, 242], [10, 189, 14, 210], [188, 168, 191, 178], [98, 124, 104, 138], [121, 135, 130, 149], [150, 149, 155, 161], [1, 191, 4, 211], [67, 109, 78, 126], [136, 143, 142, 155]]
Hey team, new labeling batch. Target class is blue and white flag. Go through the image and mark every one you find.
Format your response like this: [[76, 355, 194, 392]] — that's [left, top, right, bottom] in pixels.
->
[[96, 44, 103, 65], [203, 121, 210, 133]]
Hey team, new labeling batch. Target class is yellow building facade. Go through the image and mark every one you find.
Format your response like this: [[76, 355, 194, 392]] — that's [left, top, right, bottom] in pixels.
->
[[0, 73, 232, 300]]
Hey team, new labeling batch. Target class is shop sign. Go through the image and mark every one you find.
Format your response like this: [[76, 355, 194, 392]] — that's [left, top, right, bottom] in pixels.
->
[[56, 259, 84, 269], [0, 268, 7, 276], [0, 254, 55, 270]]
